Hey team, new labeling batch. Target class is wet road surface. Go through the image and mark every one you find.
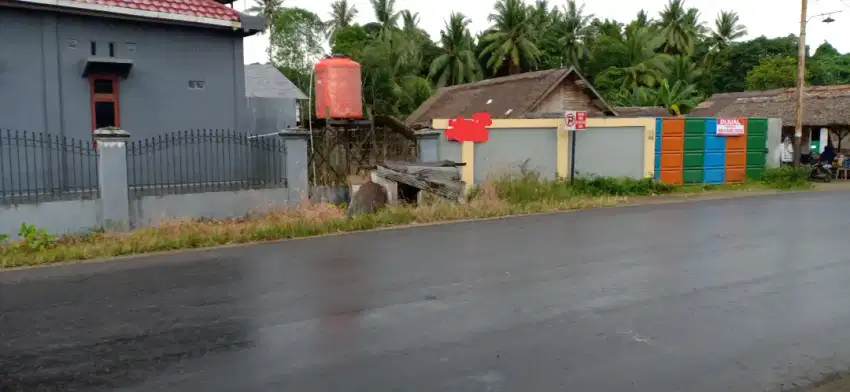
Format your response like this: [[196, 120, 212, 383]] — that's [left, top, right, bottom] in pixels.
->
[[3, 191, 850, 391]]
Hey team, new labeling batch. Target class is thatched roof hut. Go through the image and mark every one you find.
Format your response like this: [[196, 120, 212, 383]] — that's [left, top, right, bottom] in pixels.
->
[[693, 85, 850, 128]]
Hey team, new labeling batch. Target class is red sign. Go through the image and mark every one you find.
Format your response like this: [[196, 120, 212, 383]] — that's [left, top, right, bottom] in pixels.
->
[[565, 111, 587, 130], [717, 118, 745, 136], [445, 112, 491, 143]]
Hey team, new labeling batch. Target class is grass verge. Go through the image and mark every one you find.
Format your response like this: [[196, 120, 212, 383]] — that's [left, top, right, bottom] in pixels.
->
[[0, 172, 813, 268]]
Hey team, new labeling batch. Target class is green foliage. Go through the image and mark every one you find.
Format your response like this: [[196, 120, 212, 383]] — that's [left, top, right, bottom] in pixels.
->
[[478, 169, 675, 205], [745, 56, 801, 91], [262, 0, 850, 121], [710, 35, 798, 93], [269, 7, 327, 93], [568, 176, 675, 196], [14, 223, 57, 252], [331, 25, 371, 59], [761, 166, 812, 190], [478, 0, 541, 75]]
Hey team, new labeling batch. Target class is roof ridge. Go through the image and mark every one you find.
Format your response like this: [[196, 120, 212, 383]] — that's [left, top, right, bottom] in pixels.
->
[[440, 68, 567, 92]]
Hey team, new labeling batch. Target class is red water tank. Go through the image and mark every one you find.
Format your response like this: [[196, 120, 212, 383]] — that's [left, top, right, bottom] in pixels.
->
[[314, 55, 363, 119]]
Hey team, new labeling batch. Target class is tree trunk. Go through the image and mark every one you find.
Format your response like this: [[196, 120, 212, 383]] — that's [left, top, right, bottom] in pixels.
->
[[508, 60, 521, 75]]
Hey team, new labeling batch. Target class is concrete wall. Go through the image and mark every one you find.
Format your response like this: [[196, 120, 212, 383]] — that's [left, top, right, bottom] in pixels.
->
[[473, 128, 557, 183], [0, 132, 310, 237], [414, 131, 464, 164], [573, 126, 645, 179], [247, 97, 299, 135], [0, 7, 247, 141], [130, 188, 292, 227], [426, 117, 656, 188], [0, 199, 101, 238], [418, 135, 439, 162]]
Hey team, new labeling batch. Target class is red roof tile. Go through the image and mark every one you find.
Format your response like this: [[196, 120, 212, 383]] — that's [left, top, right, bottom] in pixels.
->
[[68, 0, 240, 22]]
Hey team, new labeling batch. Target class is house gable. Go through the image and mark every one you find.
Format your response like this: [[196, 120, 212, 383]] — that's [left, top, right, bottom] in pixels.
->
[[530, 77, 602, 115], [405, 67, 616, 127]]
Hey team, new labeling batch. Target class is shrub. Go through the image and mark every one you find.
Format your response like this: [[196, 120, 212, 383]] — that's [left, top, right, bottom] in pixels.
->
[[474, 170, 675, 204], [15, 223, 57, 252], [569, 176, 675, 196], [761, 166, 811, 190]]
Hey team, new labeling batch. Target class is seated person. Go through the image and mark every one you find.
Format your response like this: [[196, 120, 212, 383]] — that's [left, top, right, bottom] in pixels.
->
[[821, 145, 837, 167]]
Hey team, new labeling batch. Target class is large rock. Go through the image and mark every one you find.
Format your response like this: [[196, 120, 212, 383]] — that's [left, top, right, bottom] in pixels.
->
[[346, 181, 389, 217]]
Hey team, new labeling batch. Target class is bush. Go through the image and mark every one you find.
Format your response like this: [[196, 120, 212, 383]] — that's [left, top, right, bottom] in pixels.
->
[[761, 166, 811, 189], [569, 176, 675, 196], [474, 170, 675, 204]]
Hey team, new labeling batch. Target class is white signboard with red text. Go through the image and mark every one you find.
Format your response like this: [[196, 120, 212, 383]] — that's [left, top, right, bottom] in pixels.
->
[[716, 118, 745, 136], [564, 111, 587, 131]]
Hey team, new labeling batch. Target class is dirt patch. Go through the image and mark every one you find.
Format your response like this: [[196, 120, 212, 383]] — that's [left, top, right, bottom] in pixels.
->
[[799, 373, 850, 392]]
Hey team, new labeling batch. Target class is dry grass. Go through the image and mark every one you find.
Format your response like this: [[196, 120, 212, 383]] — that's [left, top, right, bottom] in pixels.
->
[[0, 183, 621, 268], [0, 171, 809, 269]]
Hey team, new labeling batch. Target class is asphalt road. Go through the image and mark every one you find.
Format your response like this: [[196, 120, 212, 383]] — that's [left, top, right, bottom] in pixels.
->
[[3, 191, 850, 392]]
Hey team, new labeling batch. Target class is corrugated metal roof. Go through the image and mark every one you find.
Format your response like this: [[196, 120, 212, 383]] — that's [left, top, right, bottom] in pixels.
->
[[245, 63, 308, 100]]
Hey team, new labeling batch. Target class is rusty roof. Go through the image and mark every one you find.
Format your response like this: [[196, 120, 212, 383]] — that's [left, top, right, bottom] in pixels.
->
[[711, 85, 850, 127], [405, 67, 617, 127]]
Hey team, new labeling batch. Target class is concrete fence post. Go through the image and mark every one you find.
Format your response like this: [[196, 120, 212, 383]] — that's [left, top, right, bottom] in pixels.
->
[[278, 130, 310, 202], [93, 128, 131, 231]]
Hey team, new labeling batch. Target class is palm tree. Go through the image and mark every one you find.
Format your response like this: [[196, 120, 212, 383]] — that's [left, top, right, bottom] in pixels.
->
[[369, 0, 400, 32], [710, 10, 747, 51], [479, 0, 541, 75], [553, 0, 595, 69], [326, 0, 358, 45], [597, 26, 671, 90], [627, 10, 652, 31], [247, 0, 283, 32], [656, 0, 700, 55], [360, 32, 431, 115], [651, 79, 702, 114], [667, 55, 703, 85], [400, 10, 420, 34], [429, 12, 482, 87]]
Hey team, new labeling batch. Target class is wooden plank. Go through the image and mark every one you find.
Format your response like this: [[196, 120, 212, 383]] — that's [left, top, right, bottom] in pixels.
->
[[374, 161, 464, 201]]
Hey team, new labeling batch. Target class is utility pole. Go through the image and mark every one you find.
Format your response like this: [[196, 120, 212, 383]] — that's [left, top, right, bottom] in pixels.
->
[[794, 0, 807, 166]]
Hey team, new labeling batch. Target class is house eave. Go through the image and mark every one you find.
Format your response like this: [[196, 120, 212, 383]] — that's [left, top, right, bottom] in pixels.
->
[[81, 56, 134, 78], [5, 0, 247, 31]]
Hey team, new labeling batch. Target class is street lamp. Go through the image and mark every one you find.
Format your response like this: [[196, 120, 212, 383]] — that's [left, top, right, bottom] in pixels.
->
[[793, 5, 841, 166]]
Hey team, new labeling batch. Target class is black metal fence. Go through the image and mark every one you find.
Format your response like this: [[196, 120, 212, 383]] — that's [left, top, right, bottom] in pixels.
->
[[0, 129, 100, 205], [126, 129, 287, 198]]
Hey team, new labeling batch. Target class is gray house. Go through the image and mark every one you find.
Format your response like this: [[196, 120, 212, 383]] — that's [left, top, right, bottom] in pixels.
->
[[0, 0, 263, 142], [245, 63, 308, 135]]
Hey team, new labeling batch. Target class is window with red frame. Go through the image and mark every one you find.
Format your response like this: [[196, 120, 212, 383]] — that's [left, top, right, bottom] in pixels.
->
[[89, 74, 120, 131]]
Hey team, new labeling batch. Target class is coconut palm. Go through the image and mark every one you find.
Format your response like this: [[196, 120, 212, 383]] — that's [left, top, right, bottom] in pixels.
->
[[667, 55, 704, 85], [326, 0, 358, 45], [247, 0, 283, 31], [710, 10, 747, 50], [429, 12, 482, 87], [553, 0, 595, 69], [656, 0, 700, 55], [369, 0, 400, 32], [596, 26, 671, 90], [651, 79, 702, 114], [629, 9, 652, 30], [479, 0, 541, 75], [400, 10, 420, 34]]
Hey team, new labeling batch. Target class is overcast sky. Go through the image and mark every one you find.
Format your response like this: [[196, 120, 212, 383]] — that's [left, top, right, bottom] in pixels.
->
[[232, 0, 850, 64]]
